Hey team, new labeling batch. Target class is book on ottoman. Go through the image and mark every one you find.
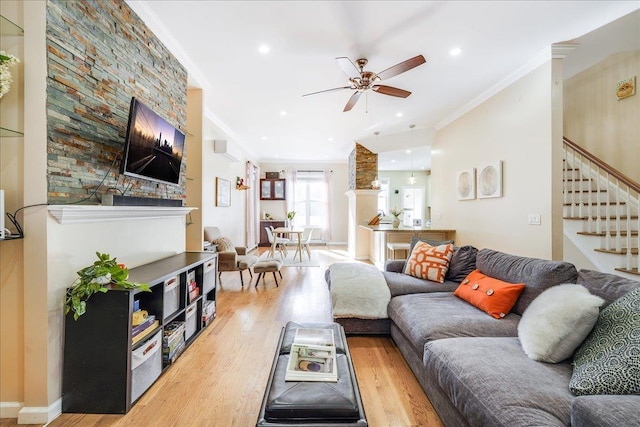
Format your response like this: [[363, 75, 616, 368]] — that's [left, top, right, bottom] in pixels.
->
[[285, 328, 338, 382]]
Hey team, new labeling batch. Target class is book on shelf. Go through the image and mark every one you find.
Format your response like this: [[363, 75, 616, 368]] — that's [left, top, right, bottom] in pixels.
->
[[132, 315, 156, 337], [285, 328, 338, 382], [163, 341, 185, 365], [132, 320, 159, 345], [163, 321, 185, 343]]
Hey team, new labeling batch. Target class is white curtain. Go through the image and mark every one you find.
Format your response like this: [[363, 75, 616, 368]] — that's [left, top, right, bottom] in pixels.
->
[[321, 170, 332, 241], [285, 169, 297, 217], [245, 161, 260, 249]]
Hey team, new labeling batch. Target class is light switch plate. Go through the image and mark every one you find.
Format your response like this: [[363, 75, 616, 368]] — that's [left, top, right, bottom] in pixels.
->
[[528, 214, 541, 225]]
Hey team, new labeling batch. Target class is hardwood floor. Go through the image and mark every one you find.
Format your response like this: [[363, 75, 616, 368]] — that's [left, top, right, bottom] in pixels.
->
[[1, 247, 443, 427]]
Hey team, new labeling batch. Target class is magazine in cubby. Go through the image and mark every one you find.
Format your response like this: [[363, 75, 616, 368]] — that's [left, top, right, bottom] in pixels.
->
[[285, 328, 337, 382]]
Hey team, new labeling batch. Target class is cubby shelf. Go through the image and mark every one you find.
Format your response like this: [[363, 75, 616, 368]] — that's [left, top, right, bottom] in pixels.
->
[[62, 251, 218, 414]]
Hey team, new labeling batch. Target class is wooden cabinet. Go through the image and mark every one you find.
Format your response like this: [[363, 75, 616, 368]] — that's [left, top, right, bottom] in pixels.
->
[[260, 178, 286, 200], [259, 220, 286, 246], [62, 252, 218, 414]]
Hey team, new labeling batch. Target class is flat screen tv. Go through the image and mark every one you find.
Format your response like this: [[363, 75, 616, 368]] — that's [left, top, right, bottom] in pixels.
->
[[120, 97, 185, 185]]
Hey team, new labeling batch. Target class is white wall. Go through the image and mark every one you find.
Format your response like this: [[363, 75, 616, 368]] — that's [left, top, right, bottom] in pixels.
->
[[200, 117, 253, 247], [258, 162, 349, 243], [431, 62, 558, 259]]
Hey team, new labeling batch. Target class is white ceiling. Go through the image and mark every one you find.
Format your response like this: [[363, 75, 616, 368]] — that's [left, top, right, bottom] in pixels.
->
[[126, 1, 639, 170]]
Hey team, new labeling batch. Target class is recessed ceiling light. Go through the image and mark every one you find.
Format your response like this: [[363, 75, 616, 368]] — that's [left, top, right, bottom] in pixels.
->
[[405, 149, 411, 154], [259, 44, 270, 54], [450, 47, 462, 56], [280, 110, 287, 116], [262, 136, 268, 141], [396, 112, 403, 118], [391, 159, 396, 163], [328, 137, 334, 142]]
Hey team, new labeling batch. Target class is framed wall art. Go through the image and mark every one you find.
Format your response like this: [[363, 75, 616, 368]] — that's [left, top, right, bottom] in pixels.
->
[[216, 177, 231, 207], [476, 161, 502, 199], [457, 168, 476, 200]]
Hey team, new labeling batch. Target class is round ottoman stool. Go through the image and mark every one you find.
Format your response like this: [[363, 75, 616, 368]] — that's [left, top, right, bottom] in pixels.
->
[[253, 259, 283, 287]]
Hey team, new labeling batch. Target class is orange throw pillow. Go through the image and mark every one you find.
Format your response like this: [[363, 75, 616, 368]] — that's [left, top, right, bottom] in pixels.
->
[[403, 242, 454, 283], [454, 270, 525, 319]]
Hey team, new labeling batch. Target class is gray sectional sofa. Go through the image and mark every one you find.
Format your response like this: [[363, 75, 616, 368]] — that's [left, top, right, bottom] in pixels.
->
[[356, 247, 640, 426]]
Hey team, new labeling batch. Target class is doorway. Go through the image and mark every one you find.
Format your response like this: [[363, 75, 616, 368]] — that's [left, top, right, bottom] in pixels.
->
[[402, 186, 424, 227]]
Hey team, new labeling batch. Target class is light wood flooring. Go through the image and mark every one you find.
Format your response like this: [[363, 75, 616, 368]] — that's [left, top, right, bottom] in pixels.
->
[[1, 246, 443, 427]]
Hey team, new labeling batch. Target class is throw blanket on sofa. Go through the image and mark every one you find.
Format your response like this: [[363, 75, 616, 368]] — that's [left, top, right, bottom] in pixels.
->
[[329, 263, 391, 319]]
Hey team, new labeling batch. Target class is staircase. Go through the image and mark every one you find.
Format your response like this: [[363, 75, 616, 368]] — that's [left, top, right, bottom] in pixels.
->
[[563, 137, 639, 280]]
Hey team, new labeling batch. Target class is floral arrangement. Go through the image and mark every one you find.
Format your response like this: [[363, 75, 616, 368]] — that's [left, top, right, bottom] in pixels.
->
[[287, 211, 296, 220], [390, 207, 405, 218], [0, 51, 20, 99]]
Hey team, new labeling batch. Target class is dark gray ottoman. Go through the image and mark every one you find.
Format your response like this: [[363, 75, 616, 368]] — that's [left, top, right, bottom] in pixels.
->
[[256, 322, 367, 426]]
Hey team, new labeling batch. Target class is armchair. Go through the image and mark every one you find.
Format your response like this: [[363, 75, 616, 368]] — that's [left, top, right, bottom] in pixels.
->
[[204, 227, 258, 287]]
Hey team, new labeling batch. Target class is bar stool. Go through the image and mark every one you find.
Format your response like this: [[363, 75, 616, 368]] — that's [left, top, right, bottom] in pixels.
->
[[386, 242, 411, 260]]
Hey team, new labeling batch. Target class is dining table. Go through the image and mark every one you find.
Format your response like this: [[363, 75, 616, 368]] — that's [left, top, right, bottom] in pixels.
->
[[270, 227, 305, 263]]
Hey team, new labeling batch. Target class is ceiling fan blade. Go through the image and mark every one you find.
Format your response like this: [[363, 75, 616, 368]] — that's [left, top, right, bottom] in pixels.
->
[[376, 55, 426, 81], [336, 57, 361, 79], [372, 85, 411, 98], [343, 91, 362, 112], [302, 86, 352, 97]]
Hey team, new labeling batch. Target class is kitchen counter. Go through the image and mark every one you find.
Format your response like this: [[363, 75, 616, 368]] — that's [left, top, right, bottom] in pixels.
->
[[359, 223, 456, 269], [359, 224, 456, 233]]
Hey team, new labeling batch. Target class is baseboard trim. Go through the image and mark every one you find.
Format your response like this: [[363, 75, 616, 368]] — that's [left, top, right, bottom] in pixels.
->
[[0, 402, 22, 419], [18, 398, 61, 425]]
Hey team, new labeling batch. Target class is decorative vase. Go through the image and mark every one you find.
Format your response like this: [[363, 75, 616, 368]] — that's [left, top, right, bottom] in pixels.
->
[[392, 218, 400, 228]]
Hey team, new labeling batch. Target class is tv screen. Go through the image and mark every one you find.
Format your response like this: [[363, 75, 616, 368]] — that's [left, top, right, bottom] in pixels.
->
[[120, 97, 185, 185]]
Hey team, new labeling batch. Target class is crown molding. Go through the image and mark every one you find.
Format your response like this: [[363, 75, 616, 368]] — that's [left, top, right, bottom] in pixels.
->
[[434, 46, 552, 131]]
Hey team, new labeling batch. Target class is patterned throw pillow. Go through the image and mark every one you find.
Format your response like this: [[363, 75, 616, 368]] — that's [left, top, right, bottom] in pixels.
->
[[403, 242, 453, 283], [570, 286, 640, 396], [215, 237, 235, 253], [454, 269, 525, 319]]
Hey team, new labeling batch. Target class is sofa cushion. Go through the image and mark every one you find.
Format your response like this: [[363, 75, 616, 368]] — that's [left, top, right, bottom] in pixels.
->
[[445, 245, 478, 282], [576, 269, 640, 307], [475, 248, 578, 315], [403, 242, 453, 283], [387, 293, 520, 357], [409, 236, 455, 255], [571, 395, 640, 427], [424, 337, 574, 427], [382, 271, 459, 297], [454, 270, 525, 319], [570, 286, 640, 396], [518, 284, 604, 363]]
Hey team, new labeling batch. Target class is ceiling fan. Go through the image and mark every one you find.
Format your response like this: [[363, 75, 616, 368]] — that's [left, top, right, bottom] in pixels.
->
[[303, 55, 426, 112]]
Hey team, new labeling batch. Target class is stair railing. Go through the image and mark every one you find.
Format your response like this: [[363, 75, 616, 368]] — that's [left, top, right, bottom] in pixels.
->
[[563, 137, 639, 272]]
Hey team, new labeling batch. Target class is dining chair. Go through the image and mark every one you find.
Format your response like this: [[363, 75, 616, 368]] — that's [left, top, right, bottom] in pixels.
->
[[265, 227, 289, 259], [294, 227, 314, 261]]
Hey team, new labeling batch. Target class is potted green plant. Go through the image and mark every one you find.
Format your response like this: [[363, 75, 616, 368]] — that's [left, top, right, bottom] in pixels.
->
[[287, 211, 296, 228], [65, 252, 150, 320]]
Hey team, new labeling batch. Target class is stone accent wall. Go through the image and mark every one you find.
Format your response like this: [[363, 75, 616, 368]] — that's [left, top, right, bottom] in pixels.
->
[[46, 0, 188, 204], [348, 143, 378, 190]]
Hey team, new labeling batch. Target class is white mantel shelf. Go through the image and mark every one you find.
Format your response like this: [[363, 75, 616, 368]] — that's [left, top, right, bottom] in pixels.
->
[[48, 205, 196, 224]]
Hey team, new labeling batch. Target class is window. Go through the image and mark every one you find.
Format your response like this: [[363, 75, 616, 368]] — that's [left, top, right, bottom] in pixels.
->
[[377, 178, 390, 214], [294, 171, 327, 228]]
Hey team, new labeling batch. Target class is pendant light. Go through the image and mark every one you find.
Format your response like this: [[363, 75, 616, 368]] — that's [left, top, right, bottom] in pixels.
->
[[408, 124, 417, 184], [371, 131, 381, 189]]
